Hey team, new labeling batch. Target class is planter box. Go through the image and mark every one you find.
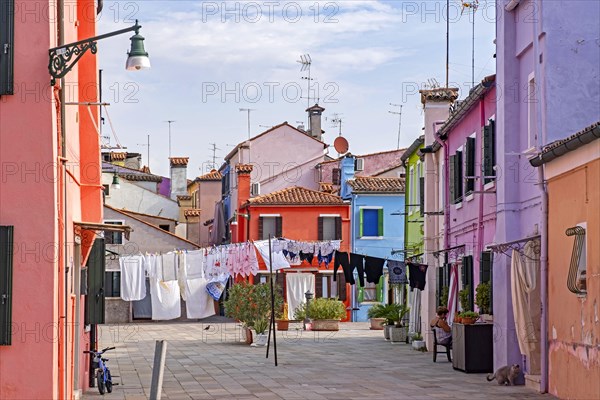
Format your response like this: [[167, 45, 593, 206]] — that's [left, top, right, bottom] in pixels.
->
[[452, 323, 493, 373], [390, 326, 407, 343], [312, 319, 340, 331], [412, 340, 426, 350], [370, 318, 385, 330]]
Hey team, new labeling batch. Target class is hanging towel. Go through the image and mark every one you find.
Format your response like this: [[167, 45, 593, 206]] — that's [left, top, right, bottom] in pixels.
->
[[511, 243, 540, 369], [150, 277, 181, 320], [206, 273, 230, 301], [186, 250, 205, 279], [387, 260, 408, 285], [408, 263, 428, 290], [254, 240, 291, 271], [364, 256, 386, 284], [161, 253, 178, 282], [185, 277, 216, 319], [119, 255, 146, 301], [145, 254, 161, 280], [286, 273, 315, 320], [408, 287, 422, 334]]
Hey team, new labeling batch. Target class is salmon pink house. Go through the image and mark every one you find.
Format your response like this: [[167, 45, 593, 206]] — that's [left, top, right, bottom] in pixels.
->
[[233, 165, 352, 320]]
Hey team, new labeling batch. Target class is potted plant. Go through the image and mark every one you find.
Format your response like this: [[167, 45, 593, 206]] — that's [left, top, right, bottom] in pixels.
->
[[275, 303, 290, 331], [224, 282, 283, 344], [251, 318, 269, 346], [475, 281, 492, 321], [367, 304, 386, 330], [294, 297, 346, 331], [440, 286, 449, 308], [411, 332, 426, 350], [389, 304, 410, 343], [378, 303, 402, 340], [460, 311, 479, 325], [459, 284, 471, 313]]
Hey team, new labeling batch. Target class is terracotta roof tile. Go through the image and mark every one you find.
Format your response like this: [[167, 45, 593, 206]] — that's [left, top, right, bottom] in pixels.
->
[[197, 170, 222, 181], [246, 186, 345, 206], [169, 157, 189, 166], [419, 88, 459, 104], [110, 152, 127, 161], [140, 165, 151, 173], [177, 195, 192, 201], [184, 209, 202, 217], [119, 173, 162, 183], [347, 177, 405, 193], [319, 183, 334, 193], [235, 164, 254, 174]]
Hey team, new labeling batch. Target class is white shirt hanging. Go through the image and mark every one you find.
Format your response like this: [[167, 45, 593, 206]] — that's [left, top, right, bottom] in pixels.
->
[[254, 240, 290, 271]]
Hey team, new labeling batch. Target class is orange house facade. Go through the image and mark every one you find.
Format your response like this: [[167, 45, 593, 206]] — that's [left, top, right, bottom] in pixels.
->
[[232, 165, 352, 320]]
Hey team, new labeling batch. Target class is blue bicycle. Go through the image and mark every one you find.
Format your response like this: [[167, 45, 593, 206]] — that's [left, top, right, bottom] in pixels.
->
[[84, 347, 116, 395]]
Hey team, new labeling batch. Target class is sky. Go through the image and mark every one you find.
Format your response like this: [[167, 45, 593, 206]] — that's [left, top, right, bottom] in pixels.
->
[[97, 0, 496, 178]]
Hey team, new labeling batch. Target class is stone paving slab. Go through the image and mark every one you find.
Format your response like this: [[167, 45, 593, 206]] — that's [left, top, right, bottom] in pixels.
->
[[83, 322, 557, 400]]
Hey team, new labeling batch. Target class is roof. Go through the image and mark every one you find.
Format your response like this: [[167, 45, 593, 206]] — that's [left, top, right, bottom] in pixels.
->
[[110, 152, 127, 161], [419, 88, 459, 104], [197, 170, 222, 181], [102, 162, 163, 183], [372, 163, 404, 177], [184, 209, 202, 218], [140, 165, 151, 174], [169, 157, 189, 167], [225, 122, 327, 161], [347, 177, 405, 193], [400, 136, 425, 162], [235, 164, 254, 174], [319, 182, 334, 194], [530, 121, 600, 167], [245, 186, 345, 206], [306, 103, 325, 112], [109, 208, 176, 222], [105, 205, 200, 248]]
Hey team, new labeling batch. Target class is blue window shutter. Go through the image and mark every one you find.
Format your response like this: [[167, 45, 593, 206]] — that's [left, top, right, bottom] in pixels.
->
[[0, 0, 15, 95], [377, 209, 384, 236]]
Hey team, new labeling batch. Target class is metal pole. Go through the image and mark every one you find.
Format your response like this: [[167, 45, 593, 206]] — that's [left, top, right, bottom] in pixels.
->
[[265, 235, 278, 366], [247, 111, 251, 139], [446, 0, 449, 88], [397, 105, 403, 150], [150, 340, 168, 400], [472, 6, 475, 90], [166, 120, 175, 158], [147, 134, 150, 170]]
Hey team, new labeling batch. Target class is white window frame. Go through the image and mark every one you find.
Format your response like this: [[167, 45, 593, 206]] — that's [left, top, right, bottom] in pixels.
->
[[526, 72, 537, 153], [103, 220, 125, 245]]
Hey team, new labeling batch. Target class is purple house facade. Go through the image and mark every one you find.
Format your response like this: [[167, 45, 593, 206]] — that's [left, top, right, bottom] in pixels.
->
[[434, 77, 497, 320], [495, 0, 600, 393]]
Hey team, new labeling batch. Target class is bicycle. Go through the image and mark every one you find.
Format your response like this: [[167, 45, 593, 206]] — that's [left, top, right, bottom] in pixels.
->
[[84, 347, 116, 395]]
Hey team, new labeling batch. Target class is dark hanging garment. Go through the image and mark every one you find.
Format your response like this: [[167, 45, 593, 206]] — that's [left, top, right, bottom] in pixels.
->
[[350, 253, 365, 287], [333, 250, 351, 283], [364, 256, 386, 284], [387, 260, 408, 285], [408, 262, 428, 290]]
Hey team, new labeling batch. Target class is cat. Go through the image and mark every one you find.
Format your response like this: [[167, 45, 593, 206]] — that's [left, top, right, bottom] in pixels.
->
[[486, 364, 520, 386]]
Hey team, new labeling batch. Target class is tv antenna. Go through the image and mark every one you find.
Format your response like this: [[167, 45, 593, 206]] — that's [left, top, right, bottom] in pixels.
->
[[297, 54, 313, 126], [328, 113, 344, 136], [165, 120, 175, 158], [239, 108, 255, 139], [389, 103, 403, 150], [136, 134, 151, 170], [425, 78, 440, 89], [208, 143, 221, 170]]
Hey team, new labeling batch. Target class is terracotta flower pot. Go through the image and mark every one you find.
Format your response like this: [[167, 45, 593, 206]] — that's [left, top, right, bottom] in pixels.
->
[[370, 318, 386, 330], [461, 317, 477, 325], [454, 315, 462, 324], [242, 326, 253, 344], [276, 320, 289, 331]]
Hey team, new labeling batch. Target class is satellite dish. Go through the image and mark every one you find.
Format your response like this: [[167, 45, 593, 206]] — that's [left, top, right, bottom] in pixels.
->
[[333, 136, 349, 154]]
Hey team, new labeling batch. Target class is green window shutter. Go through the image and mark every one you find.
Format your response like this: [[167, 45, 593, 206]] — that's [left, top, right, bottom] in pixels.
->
[[377, 209, 384, 236], [461, 255, 474, 311], [437, 267, 444, 307], [449, 155, 456, 204], [85, 239, 106, 325], [0, 226, 14, 345], [359, 208, 364, 237], [275, 217, 282, 238], [357, 286, 364, 303], [483, 121, 496, 184], [419, 176, 425, 217], [455, 151, 463, 202], [335, 217, 342, 241], [0, 0, 15, 95], [376, 276, 384, 302], [465, 137, 476, 194]]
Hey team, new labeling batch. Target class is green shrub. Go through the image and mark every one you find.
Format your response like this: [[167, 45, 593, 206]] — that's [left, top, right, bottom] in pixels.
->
[[440, 286, 449, 308], [253, 317, 269, 334], [459, 285, 471, 311], [460, 311, 479, 319], [294, 298, 346, 320], [367, 303, 386, 319], [412, 332, 423, 341], [224, 282, 282, 328], [475, 281, 491, 314]]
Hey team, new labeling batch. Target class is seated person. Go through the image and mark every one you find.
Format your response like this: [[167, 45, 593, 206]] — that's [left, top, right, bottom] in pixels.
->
[[430, 306, 452, 346]]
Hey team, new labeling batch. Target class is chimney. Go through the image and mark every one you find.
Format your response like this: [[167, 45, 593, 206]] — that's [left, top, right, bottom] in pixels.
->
[[169, 157, 189, 200], [419, 88, 458, 144], [235, 163, 254, 242], [306, 104, 325, 141]]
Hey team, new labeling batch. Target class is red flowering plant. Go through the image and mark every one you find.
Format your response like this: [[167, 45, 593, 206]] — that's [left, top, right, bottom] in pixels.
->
[[224, 281, 282, 330]]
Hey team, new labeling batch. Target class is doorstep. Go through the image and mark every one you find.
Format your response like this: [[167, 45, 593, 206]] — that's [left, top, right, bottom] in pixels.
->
[[525, 374, 541, 392]]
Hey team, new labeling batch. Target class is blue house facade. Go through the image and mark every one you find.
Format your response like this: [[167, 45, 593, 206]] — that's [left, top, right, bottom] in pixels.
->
[[341, 158, 405, 321]]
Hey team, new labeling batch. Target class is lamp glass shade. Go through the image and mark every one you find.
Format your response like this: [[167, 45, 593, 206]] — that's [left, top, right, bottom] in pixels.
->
[[111, 173, 121, 189], [126, 32, 150, 71]]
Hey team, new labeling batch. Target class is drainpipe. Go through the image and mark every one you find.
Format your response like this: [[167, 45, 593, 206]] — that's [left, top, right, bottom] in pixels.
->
[[432, 121, 448, 251], [532, 1, 549, 392]]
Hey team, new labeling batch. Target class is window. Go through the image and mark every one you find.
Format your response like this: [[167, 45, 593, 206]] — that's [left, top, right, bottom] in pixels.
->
[[258, 216, 282, 240], [479, 251, 493, 314], [102, 184, 110, 197], [359, 208, 383, 238], [318, 216, 342, 240], [104, 271, 121, 298], [332, 168, 341, 185], [0, 0, 14, 95], [419, 176, 425, 216], [104, 221, 124, 245], [159, 224, 170, 232], [449, 151, 463, 204], [358, 276, 384, 303], [408, 166, 415, 213], [465, 137, 476, 194], [460, 255, 474, 311], [482, 120, 496, 184], [315, 274, 338, 298], [192, 190, 199, 208]]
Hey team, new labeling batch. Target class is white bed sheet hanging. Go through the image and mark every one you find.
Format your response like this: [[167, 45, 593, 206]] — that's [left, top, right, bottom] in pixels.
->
[[286, 273, 315, 320]]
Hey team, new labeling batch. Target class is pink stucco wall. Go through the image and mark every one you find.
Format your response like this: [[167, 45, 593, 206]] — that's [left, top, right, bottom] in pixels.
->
[[319, 148, 406, 183]]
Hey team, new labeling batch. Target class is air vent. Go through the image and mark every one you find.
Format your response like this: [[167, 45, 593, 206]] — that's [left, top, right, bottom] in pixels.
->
[[250, 182, 260, 197], [355, 158, 365, 171]]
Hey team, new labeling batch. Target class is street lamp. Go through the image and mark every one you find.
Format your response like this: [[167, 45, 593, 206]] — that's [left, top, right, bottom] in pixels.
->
[[48, 20, 150, 85], [304, 290, 314, 330], [111, 172, 120, 190]]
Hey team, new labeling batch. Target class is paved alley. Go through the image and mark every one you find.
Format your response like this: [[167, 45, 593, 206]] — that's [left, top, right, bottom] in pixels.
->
[[83, 322, 557, 400]]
